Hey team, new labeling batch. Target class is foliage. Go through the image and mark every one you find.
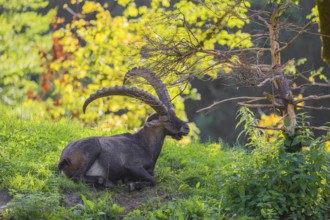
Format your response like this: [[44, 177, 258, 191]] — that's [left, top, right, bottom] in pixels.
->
[[53, 193, 124, 220], [4, 192, 124, 220], [0, 0, 54, 105], [217, 143, 329, 219], [4, 193, 60, 220], [220, 108, 330, 218], [138, 0, 252, 79], [13, 0, 199, 141]]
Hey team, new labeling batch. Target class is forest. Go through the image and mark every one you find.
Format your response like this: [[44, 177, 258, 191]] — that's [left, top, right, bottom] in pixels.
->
[[0, 0, 329, 219]]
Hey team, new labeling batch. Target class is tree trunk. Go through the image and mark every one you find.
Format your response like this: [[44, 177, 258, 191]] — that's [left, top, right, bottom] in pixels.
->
[[268, 5, 297, 136], [317, 0, 330, 67]]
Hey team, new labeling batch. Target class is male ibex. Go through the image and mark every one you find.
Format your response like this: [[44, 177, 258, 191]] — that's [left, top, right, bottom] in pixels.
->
[[58, 67, 190, 191]]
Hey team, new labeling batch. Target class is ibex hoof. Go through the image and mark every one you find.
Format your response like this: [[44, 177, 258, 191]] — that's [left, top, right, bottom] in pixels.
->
[[128, 183, 136, 192], [128, 182, 148, 192], [71, 174, 83, 182], [98, 177, 105, 185]]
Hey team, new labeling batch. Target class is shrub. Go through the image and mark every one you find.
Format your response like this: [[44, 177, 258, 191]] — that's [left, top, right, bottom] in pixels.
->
[[217, 143, 330, 219], [3, 193, 60, 220]]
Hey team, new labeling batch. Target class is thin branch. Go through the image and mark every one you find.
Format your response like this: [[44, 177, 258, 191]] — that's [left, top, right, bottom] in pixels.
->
[[292, 82, 330, 90], [252, 125, 330, 131], [319, 138, 330, 144], [197, 96, 265, 112], [245, 97, 268, 103], [277, 21, 314, 54], [238, 103, 282, 108], [294, 94, 330, 104], [298, 105, 330, 111], [257, 75, 282, 87], [257, 15, 270, 28], [298, 126, 330, 131], [252, 125, 283, 130], [228, 47, 270, 53], [64, 6, 79, 17]]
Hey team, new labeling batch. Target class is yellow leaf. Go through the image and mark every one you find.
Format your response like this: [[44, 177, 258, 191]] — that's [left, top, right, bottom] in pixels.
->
[[223, 67, 232, 74], [126, 4, 138, 17], [308, 76, 315, 84], [162, 0, 170, 7], [117, 0, 131, 7], [139, 6, 148, 14], [82, 1, 100, 14], [325, 141, 330, 152]]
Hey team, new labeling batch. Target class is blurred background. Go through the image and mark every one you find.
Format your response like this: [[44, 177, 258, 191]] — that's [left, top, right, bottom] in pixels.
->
[[1, 0, 329, 143]]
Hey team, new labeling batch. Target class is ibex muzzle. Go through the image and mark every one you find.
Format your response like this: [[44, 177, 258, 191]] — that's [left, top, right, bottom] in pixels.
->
[[58, 67, 189, 191]]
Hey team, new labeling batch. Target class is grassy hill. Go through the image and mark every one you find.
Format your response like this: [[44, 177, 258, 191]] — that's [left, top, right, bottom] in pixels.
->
[[0, 108, 329, 219]]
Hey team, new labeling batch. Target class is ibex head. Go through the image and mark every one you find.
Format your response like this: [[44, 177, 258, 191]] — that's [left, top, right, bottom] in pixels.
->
[[124, 67, 189, 140], [145, 110, 189, 140]]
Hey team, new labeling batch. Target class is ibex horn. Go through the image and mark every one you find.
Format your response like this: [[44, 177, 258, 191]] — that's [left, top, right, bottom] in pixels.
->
[[83, 85, 168, 115], [123, 67, 174, 109]]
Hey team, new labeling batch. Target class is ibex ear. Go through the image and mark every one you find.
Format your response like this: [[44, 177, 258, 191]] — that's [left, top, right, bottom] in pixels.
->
[[145, 119, 162, 127], [159, 115, 169, 122], [145, 114, 168, 127]]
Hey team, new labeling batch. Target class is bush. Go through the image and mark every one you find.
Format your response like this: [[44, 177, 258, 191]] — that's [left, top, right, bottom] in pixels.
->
[[4, 193, 60, 220], [217, 146, 330, 219]]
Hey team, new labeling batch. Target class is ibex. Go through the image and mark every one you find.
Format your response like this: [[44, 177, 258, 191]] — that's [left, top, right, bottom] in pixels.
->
[[58, 67, 190, 191]]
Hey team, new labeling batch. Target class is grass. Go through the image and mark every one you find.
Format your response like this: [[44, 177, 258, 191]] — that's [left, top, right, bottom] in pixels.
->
[[0, 106, 329, 219]]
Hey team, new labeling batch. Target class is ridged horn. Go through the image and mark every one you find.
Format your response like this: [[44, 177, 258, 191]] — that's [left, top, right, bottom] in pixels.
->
[[123, 67, 173, 109], [83, 86, 168, 115]]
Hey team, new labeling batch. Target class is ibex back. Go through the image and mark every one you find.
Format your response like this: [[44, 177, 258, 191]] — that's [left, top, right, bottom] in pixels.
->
[[58, 67, 189, 191]]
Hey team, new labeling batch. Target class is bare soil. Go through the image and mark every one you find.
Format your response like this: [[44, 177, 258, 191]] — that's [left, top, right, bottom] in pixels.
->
[[0, 189, 12, 210], [112, 187, 163, 215]]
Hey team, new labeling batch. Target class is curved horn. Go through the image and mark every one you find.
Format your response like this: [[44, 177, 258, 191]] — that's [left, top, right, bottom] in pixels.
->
[[123, 67, 173, 109], [83, 86, 168, 115]]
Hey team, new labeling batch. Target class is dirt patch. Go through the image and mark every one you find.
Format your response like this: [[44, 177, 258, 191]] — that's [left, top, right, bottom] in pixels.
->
[[0, 189, 12, 210], [63, 192, 82, 209], [112, 187, 164, 215]]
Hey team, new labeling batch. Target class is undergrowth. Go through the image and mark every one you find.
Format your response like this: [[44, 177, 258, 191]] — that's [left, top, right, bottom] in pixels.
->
[[0, 106, 329, 219]]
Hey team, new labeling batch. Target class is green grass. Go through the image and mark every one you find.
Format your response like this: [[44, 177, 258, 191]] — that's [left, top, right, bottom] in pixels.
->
[[0, 107, 329, 219]]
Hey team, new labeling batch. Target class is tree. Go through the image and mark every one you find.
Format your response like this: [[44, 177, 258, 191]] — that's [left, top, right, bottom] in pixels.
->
[[134, 0, 330, 151]]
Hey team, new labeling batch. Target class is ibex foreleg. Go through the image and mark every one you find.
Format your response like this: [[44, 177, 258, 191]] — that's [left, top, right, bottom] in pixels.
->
[[125, 166, 157, 191]]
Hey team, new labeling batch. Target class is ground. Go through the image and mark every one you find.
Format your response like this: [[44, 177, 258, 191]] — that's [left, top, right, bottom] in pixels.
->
[[0, 185, 163, 217]]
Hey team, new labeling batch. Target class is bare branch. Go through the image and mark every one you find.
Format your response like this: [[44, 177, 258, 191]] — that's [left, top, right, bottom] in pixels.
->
[[257, 75, 282, 87], [298, 126, 330, 131], [197, 96, 266, 112], [228, 48, 271, 53], [252, 125, 284, 130], [292, 82, 330, 90], [257, 15, 270, 28], [252, 125, 330, 132], [294, 94, 330, 104], [277, 21, 315, 54], [238, 103, 282, 108], [298, 105, 330, 111]]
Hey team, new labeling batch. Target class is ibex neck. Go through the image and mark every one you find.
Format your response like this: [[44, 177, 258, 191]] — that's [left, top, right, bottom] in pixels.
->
[[137, 126, 166, 160]]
